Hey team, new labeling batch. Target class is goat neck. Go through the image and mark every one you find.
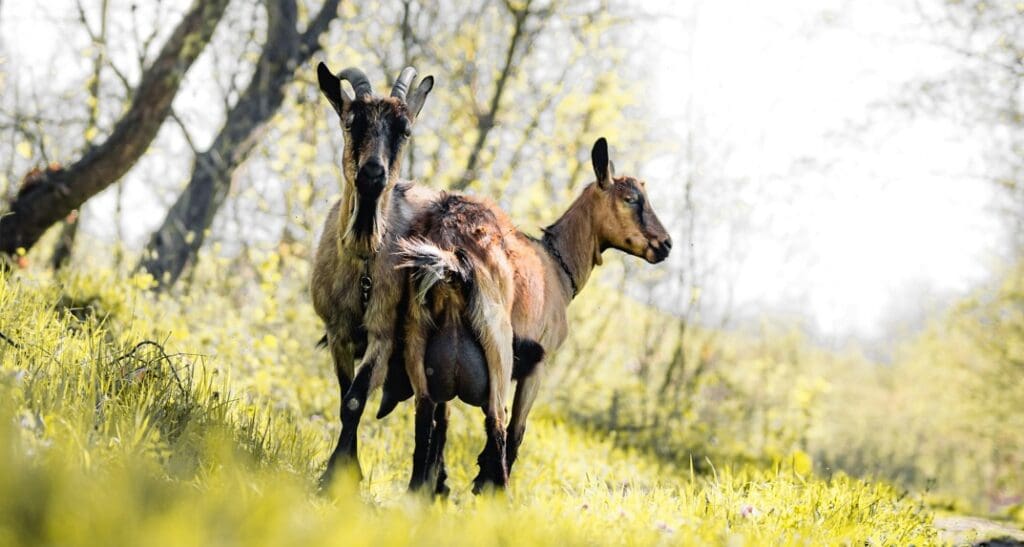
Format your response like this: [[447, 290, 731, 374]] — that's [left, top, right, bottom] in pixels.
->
[[541, 185, 603, 300]]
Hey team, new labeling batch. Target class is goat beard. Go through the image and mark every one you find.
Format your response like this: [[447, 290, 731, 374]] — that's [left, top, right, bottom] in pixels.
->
[[343, 184, 391, 253]]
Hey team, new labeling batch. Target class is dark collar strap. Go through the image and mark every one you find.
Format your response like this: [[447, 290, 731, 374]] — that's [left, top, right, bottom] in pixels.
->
[[359, 257, 372, 309], [542, 229, 578, 297]]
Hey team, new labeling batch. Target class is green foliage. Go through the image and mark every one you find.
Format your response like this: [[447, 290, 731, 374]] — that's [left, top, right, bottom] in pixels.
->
[[814, 262, 1024, 522], [548, 291, 834, 477], [0, 265, 937, 545]]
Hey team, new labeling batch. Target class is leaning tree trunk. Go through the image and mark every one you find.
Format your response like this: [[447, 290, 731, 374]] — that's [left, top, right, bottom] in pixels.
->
[[0, 0, 230, 260], [138, 0, 341, 289]]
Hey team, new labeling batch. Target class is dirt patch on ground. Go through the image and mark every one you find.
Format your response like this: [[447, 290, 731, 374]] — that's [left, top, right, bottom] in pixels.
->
[[935, 515, 1024, 546]]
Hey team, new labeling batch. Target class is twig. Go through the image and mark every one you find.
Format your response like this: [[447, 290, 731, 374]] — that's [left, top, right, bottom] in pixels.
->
[[113, 339, 168, 363], [114, 339, 189, 398], [169, 109, 201, 155], [0, 330, 20, 349]]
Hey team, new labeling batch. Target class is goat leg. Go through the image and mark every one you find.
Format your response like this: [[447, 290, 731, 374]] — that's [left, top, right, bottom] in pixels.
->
[[319, 338, 358, 489], [472, 413, 509, 494], [321, 363, 372, 487], [427, 402, 451, 497], [505, 369, 542, 477], [408, 396, 436, 492]]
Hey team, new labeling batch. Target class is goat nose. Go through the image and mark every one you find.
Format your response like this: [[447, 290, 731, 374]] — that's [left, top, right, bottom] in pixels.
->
[[657, 237, 673, 261], [356, 160, 387, 195], [361, 160, 385, 180]]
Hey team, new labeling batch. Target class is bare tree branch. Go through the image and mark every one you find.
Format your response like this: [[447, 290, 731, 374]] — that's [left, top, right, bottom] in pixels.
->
[[453, 0, 550, 190], [138, 0, 342, 288], [0, 0, 231, 259]]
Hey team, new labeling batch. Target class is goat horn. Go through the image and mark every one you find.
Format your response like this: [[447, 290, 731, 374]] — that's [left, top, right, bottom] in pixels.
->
[[391, 67, 418, 101], [338, 67, 373, 100]]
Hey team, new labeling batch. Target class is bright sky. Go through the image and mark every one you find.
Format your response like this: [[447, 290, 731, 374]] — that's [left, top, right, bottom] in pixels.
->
[[1, 1, 1004, 340], [644, 0, 1001, 338]]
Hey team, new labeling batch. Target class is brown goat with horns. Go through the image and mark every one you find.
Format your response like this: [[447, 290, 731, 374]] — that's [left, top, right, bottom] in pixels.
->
[[393, 138, 673, 493], [310, 62, 435, 485]]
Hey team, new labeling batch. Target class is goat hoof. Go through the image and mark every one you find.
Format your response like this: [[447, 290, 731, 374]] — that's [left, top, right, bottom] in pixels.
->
[[408, 478, 426, 493], [316, 475, 331, 495], [434, 482, 451, 498], [319, 460, 363, 493], [471, 478, 505, 496]]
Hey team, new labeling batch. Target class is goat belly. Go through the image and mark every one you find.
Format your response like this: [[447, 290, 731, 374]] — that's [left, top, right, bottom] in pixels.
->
[[424, 321, 489, 407]]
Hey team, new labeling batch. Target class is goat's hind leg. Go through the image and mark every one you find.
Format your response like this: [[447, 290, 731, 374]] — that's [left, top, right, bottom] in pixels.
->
[[469, 294, 514, 494], [472, 409, 509, 494], [408, 399, 450, 496], [428, 402, 451, 497], [408, 396, 436, 492], [402, 283, 451, 495]]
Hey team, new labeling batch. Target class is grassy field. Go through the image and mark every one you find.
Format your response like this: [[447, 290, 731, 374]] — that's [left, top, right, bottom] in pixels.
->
[[1, 262, 1013, 545]]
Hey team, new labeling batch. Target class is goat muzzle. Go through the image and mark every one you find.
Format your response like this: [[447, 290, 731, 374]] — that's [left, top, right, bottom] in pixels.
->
[[646, 236, 672, 264], [355, 160, 387, 197]]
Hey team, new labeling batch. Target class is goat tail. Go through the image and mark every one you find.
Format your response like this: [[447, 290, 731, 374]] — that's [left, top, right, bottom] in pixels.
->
[[395, 237, 472, 303]]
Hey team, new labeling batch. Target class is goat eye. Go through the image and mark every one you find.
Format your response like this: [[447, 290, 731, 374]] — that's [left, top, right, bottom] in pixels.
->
[[343, 113, 354, 129], [624, 194, 637, 204], [403, 127, 412, 138]]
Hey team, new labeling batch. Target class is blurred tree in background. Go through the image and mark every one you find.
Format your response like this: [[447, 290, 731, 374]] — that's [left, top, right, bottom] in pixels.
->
[[137, 0, 340, 288], [907, 0, 1023, 254]]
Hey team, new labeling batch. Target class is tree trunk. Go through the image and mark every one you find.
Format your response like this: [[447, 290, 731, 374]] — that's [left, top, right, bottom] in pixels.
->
[[49, 211, 79, 270], [0, 0, 230, 260], [138, 0, 341, 289]]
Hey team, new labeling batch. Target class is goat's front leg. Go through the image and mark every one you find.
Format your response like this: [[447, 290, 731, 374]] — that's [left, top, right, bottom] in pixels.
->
[[331, 255, 405, 486], [506, 364, 543, 475], [349, 331, 397, 409], [320, 334, 358, 487], [326, 361, 371, 485], [328, 331, 356, 396]]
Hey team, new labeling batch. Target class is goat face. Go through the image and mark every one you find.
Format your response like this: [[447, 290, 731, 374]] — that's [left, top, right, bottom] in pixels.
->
[[316, 63, 434, 224], [589, 138, 672, 264], [344, 98, 412, 197]]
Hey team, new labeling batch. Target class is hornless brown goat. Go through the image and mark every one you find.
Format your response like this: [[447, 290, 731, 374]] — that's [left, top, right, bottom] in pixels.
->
[[310, 62, 434, 485], [396, 137, 672, 493]]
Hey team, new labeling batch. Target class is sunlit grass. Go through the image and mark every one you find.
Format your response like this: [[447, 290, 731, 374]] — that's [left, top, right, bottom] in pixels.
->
[[0, 268, 940, 545]]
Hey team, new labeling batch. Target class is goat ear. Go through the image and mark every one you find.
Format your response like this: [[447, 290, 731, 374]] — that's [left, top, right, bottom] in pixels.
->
[[592, 137, 612, 189], [317, 62, 347, 113], [406, 75, 434, 121]]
